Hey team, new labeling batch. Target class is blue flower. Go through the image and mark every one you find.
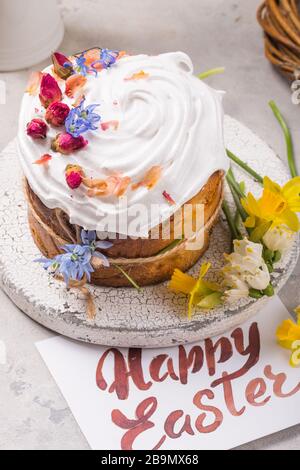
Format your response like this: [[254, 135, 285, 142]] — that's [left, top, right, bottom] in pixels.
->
[[91, 49, 119, 72], [73, 49, 119, 78], [35, 230, 113, 285], [74, 53, 91, 77], [65, 99, 101, 137], [63, 61, 74, 75], [100, 49, 119, 68]]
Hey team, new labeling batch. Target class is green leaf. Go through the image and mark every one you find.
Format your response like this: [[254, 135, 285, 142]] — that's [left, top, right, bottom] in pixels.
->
[[269, 100, 298, 178], [266, 261, 274, 273], [226, 150, 264, 184], [113, 264, 143, 292], [197, 292, 223, 309], [249, 289, 264, 299], [239, 181, 246, 194], [263, 284, 275, 297], [273, 250, 282, 263], [250, 221, 272, 243], [198, 67, 225, 80], [263, 248, 274, 262], [222, 200, 242, 241]]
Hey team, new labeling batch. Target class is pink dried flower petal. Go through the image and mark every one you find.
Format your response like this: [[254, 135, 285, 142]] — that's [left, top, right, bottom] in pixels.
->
[[65, 74, 87, 99], [124, 70, 149, 81], [101, 120, 119, 131], [84, 174, 131, 197], [33, 154, 52, 165], [39, 73, 62, 108], [132, 166, 162, 190], [163, 190, 176, 205], [26, 71, 43, 96]]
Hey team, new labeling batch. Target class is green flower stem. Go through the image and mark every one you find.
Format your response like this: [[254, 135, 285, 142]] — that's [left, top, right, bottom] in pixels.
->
[[226, 175, 248, 222], [157, 238, 183, 255], [269, 100, 298, 178], [198, 67, 225, 80], [226, 149, 264, 184], [222, 200, 242, 241], [113, 264, 143, 293], [234, 210, 241, 228], [226, 167, 246, 199]]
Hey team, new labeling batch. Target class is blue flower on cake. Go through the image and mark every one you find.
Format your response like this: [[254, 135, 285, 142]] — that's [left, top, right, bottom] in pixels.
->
[[65, 98, 101, 137], [88, 49, 120, 72], [99, 49, 119, 68], [35, 230, 112, 286], [74, 53, 91, 77]]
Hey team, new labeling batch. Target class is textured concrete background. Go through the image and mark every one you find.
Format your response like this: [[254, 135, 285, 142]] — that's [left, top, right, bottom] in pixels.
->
[[0, 0, 299, 450]]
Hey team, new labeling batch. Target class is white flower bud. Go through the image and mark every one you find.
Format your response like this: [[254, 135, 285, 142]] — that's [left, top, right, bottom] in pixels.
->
[[223, 237, 271, 300], [263, 226, 294, 254]]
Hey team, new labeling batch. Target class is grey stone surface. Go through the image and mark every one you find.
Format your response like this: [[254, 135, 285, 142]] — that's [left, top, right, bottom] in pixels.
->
[[0, 0, 299, 451]]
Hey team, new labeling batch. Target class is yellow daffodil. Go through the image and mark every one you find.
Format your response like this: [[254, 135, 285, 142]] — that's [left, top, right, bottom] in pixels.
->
[[276, 319, 300, 349], [169, 263, 222, 319], [294, 306, 300, 320], [276, 306, 300, 367], [290, 341, 300, 367], [241, 176, 300, 232]]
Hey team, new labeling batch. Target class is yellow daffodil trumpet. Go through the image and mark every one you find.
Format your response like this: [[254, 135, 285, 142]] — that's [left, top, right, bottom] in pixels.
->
[[169, 263, 222, 319], [242, 176, 300, 234], [276, 306, 300, 367]]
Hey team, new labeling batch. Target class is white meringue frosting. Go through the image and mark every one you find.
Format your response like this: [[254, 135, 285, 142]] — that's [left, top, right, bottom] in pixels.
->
[[18, 51, 228, 237]]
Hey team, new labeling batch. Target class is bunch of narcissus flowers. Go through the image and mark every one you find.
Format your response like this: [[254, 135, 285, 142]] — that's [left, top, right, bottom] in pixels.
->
[[169, 173, 300, 317], [169, 102, 298, 314], [222, 173, 299, 299]]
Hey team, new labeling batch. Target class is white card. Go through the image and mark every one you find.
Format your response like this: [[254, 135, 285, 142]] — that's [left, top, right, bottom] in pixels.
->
[[36, 296, 300, 450]]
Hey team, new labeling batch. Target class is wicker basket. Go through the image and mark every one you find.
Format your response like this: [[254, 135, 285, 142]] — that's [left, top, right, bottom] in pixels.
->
[[257, 0, 300, 80]]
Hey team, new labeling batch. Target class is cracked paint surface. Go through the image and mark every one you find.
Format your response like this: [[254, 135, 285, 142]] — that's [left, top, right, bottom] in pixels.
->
[[0, 116, 298, 347]]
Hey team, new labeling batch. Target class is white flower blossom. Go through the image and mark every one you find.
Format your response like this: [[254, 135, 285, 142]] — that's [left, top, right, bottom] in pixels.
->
[[244, 263, 271, 290], [223, 274, 249, 304], [223, 238, 271, 301], [263, 225, 294, 254]]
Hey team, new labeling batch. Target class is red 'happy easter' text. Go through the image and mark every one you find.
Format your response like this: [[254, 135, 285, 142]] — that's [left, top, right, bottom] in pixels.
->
[[95, 322, 300, 450]]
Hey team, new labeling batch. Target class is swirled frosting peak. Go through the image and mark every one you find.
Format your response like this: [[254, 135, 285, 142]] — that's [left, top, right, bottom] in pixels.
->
[[18, 51, 228, 237]]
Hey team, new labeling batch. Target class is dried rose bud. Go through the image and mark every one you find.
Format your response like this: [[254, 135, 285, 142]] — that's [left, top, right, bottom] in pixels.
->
[[65, 164, 84, 189], [39, 73, 63, 108], [51, 133, 88, 154], [26, 118, 48, 139], [66, 171, 82, 189], [45, 101, 70, 127], [52, 52, 73, 80]]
